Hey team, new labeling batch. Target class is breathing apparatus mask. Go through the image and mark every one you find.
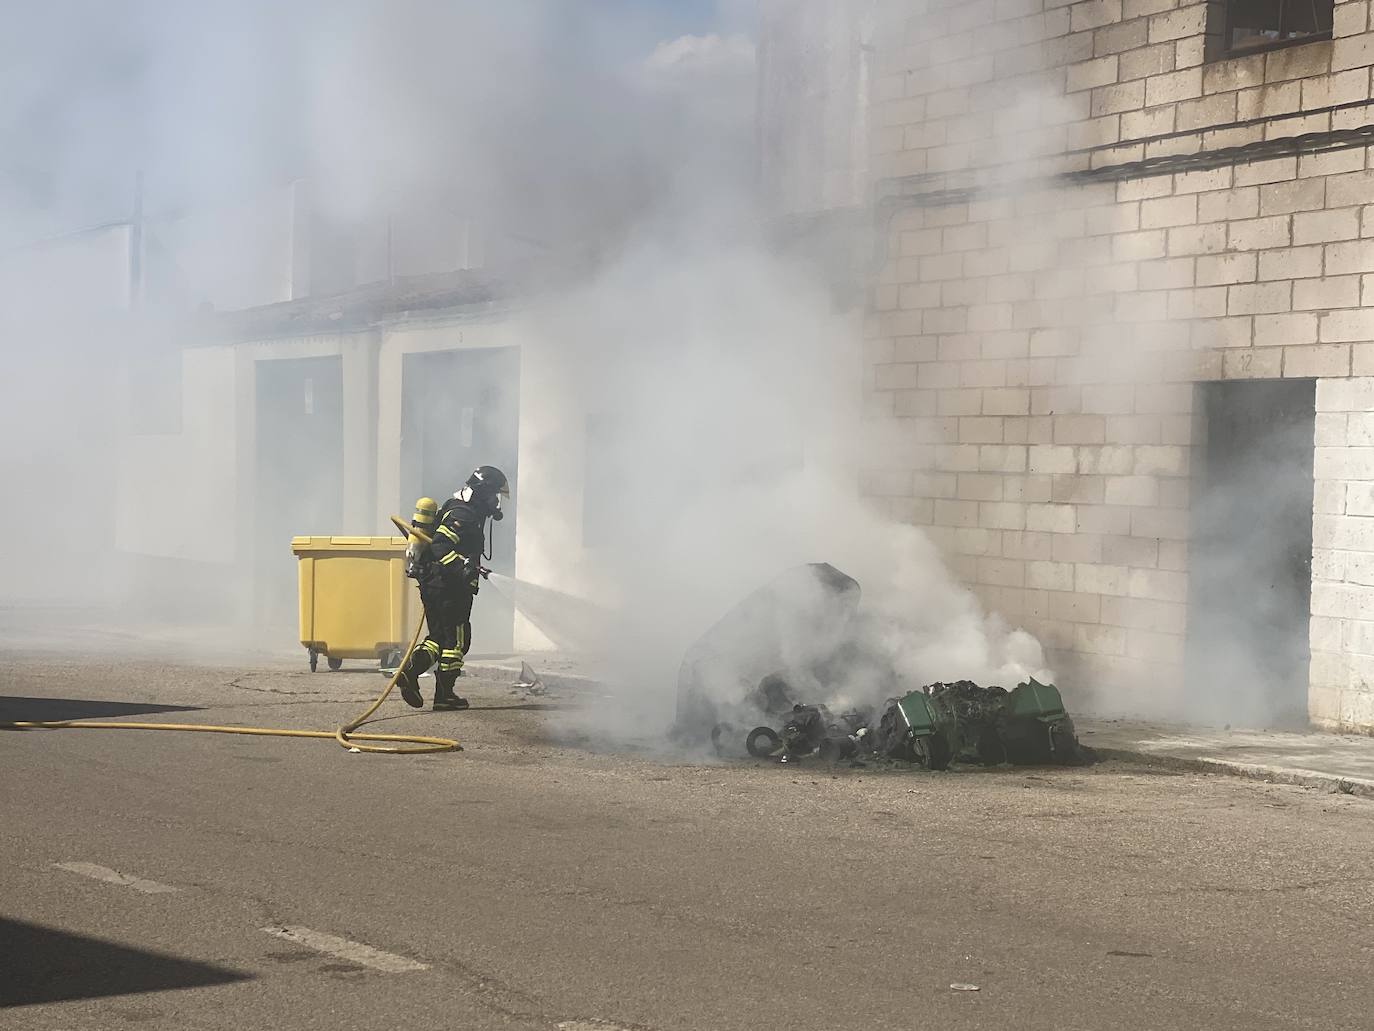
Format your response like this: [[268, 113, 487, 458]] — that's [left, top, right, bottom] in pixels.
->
[[454, 485, 502, 519], [460, 465, 510, 520]]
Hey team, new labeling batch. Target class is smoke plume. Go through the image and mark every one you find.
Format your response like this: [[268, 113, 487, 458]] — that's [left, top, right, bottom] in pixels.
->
[[0, 1, 1056, 742]]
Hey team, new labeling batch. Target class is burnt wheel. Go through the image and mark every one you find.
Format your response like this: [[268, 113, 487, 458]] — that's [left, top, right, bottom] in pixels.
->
[[746, 726, 783, 759]]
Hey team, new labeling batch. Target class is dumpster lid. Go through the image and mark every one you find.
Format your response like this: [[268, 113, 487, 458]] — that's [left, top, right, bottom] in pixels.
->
[[291, 535, 407, 553]]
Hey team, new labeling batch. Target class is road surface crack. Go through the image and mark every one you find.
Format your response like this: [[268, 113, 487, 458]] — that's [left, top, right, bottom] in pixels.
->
[[1127, 876, 1374, 898]]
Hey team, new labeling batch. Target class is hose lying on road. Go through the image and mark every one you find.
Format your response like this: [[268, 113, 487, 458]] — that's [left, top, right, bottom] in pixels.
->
[[0, 610, 461, 755]]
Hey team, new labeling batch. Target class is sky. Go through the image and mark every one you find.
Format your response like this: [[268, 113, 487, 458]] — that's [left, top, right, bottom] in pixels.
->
[[600, 0, 755, 43]]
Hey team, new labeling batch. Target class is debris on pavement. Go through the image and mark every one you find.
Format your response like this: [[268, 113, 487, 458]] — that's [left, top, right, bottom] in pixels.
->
[[676, 563, 1094, 770], [949, 983, 981, 992], [675, 563, 861, 742], [513, 661, 548, 697], [722, 677, 1091, 769]]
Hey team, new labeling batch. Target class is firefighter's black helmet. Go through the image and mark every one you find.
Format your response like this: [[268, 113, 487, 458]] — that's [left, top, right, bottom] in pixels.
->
[[466, 465, 510, 498]]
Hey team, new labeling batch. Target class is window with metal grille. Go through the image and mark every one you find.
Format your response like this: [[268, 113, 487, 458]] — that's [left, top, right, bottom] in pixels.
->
[[1225, 0, 1332, 55]]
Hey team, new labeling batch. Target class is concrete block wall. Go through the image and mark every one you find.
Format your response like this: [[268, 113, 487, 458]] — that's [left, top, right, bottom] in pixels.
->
[[1311, 377, 1374, 730], [873, 0, 1374, 185], [861, 0, 1374, 717], [866, 184, 1201, 696]]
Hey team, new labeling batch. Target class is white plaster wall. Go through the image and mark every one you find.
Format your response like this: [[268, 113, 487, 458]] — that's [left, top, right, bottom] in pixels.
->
[[377, 311, 607, 652], [116, 345, 238, 561], [235, 331, 378, 538], [112, 331, 376, 623], [375, 316, 523, 525]]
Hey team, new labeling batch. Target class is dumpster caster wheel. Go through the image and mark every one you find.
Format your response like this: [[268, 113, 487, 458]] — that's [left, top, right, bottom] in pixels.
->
[[327, 656, 343, 671], [381, 649, 403, 674], [920, 734, 954, 771], [309, 649, 319, 673]]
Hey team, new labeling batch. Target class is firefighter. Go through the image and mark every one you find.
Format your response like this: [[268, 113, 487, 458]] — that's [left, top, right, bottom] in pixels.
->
[[397, 465, 510, 711]]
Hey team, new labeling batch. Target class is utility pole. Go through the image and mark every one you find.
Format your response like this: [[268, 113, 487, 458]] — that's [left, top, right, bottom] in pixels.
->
[[129, 169, 145, 310], [386, 212, 395, 284], [289, 178, 311, 300]]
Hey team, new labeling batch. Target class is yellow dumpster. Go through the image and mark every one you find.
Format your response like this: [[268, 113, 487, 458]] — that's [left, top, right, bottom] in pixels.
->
[[291, 536, 418, 672]]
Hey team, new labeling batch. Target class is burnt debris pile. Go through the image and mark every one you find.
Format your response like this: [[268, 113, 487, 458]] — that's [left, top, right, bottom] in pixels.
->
[[716, 676, 1090, 768], [677, 564, 1093, 770], [714, 679, 1088, 769]]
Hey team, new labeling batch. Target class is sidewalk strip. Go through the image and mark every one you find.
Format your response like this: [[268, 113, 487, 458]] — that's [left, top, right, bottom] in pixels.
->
[[260, 925, 428, 973], [54, 861, 180, 894]]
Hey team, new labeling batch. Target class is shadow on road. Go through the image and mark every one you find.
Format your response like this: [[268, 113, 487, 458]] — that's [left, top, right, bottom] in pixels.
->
[[0, 698, 201, 723], [0, 917, 250, 1007]]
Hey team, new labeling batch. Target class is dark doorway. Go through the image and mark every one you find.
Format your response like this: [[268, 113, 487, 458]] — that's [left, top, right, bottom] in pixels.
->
[[254, 356, 344, 625], [1187, 379, 1315, 728], [400, 347, 520, 653]]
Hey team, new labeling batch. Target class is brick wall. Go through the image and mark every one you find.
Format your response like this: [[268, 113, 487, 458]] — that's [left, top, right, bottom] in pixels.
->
[[858, 0, 1374, 721]]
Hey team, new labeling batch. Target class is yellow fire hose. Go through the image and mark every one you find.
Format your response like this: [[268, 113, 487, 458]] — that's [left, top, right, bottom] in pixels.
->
[[0, 517, 461, 755]]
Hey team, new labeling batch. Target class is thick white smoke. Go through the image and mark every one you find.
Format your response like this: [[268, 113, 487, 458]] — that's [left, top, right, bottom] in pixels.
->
[[0, 1, 1054, 741], [503, 225, 1054, 742]]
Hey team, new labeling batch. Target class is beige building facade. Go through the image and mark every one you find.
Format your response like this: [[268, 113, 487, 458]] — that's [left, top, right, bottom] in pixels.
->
[[65, 0, 1374, 728], [110, 282, 597, 659], [762, 0, 1374, 729]]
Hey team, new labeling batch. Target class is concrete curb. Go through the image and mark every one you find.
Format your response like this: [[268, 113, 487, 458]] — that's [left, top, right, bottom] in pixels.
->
[[1092, 746, 1374, 798]]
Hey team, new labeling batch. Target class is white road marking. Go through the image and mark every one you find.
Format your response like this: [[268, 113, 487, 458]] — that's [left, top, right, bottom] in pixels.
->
[[260, 925, 428, 973], [53, 861, 180, 894]]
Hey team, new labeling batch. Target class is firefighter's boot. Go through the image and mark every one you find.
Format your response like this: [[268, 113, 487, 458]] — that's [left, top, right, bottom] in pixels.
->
[[433, 669, 469, 711], [396, 647, 434, 709]]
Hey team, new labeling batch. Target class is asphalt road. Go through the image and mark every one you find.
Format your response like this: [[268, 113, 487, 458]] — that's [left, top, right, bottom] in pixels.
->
[[2, 650, 1372, 1030]]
